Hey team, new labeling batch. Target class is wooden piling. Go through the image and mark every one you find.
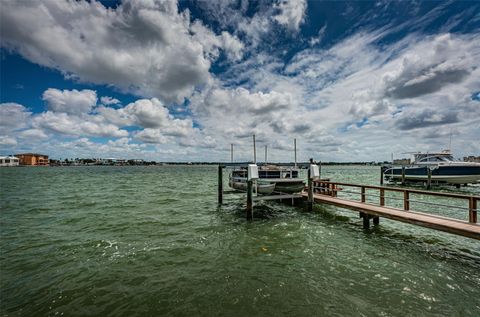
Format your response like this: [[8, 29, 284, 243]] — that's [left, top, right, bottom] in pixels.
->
[[373, 216, 380, 225], [427, 168, 432, 189], [380, 166, 384, 185], [363, 213, 370, 229], [401, 166, 406, 185], [361, 186, 366, 203], [246, 180, 253, 220], [308, 168, 313, 211], [218, 165, 223, 204]]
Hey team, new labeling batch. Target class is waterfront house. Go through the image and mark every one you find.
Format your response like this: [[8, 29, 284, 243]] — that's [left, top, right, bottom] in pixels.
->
[[15, 153, 49, 166], [0, 156, 20, 167]]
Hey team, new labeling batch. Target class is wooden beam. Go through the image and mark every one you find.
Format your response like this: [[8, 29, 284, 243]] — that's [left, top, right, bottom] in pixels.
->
[[380, 166, 384, 185], [308, 168, 313, 211], [218, 165, 223, 204]]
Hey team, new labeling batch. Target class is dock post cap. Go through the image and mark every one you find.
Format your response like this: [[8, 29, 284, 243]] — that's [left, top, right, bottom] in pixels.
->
[[248, 164, 259, 180], [309, 164, 320, 179]]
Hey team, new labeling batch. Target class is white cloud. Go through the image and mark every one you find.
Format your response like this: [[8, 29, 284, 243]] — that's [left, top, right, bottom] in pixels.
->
[[0, 0, 242, 103], [42, 88, 97, 115], [100, 96, 120, 105], [273, 0, 307, 32], [0, 136, 17, 146], [0, 103, 31, 134], [32, 111, 129, 138]]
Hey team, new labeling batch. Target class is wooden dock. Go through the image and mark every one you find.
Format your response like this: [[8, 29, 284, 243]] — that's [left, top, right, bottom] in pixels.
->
[[302, 191, 480, 240], [305, 180, 479, 240], [217, 165, 480, 240]]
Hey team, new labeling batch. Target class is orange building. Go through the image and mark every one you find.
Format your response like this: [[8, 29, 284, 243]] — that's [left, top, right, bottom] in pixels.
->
[[15, 153, 50, 166]]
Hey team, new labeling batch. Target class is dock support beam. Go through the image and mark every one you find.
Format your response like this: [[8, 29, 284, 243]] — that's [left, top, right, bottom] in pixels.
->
[[426, 168, 432, 190], [362, 213, 370, 229], [380, 166, 384, 185], [308, 169, 313, 211], [246, 180, 253, 220], [373, 216, 379, 225], [218, 165, 223, 204]]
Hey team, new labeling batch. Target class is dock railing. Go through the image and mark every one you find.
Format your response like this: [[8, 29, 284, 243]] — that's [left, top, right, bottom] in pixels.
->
[[313, 180, 478, 223]]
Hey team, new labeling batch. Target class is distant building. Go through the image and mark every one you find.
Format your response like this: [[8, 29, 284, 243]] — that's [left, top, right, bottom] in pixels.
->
[[15, 153, 49, 166], [0, 156, 19, 167], [463, 156, 480, 163], [393, 158, 411, 165]]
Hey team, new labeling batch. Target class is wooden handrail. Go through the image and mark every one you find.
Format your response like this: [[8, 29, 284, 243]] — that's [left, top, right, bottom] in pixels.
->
[[313, 180, 479, 200]]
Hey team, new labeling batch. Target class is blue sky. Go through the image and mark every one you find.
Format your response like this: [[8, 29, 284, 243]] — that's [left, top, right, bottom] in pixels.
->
[[1, 0, 479, 162]]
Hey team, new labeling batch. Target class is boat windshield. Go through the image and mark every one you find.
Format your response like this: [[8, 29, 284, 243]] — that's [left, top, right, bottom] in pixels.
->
[[417, 155, 455, 162]]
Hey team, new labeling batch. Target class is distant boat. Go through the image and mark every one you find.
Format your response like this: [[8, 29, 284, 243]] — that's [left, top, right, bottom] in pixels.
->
[[0, 156, 19, 167], [384, 150, 480, 185], [229, 165, 305, 194]]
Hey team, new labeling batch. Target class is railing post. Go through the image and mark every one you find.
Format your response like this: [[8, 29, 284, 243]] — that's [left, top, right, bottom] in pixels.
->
[[330, 183, 335, 197], [308, 169, 313, 211], [469, 197, 477, 223], [401, 166, 406, 185], [246, 180, 253, 220], [380, 188, 385, 206], [361, 186, 366, 203], [427, 168, 432, 190], [404, 190, 409, 211], [218, 165, 223, 204]]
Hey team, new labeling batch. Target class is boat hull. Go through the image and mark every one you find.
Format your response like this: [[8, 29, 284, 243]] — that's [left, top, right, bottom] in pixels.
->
[[272, 181, 306, 193], [384, 165, 480, 184], [229, 180, 276, 195]]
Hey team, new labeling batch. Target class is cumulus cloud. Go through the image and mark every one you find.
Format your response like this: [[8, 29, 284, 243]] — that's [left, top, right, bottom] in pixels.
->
[[100, 96, 120, 105], [382, 34, 476, 99], [43, 88, 97, 115], [0, 0, 243, 103], [32, 111, 129, 138], [0, 103, 32, 134], [395, 109, 459, 130]]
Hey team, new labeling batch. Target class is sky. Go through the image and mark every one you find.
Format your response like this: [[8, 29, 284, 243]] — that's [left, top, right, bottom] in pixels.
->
[[1, 0, 479, 162]]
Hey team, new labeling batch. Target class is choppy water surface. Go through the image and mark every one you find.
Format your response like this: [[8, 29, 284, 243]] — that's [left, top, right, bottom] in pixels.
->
[[1, 166, 479, 316]]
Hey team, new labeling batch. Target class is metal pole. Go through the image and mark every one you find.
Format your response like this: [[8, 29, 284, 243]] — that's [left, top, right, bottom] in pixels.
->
[[253, 134, 256, 164], [218, 165, 223, 204], [294, 138, 297, 168], [401, 166, 406, 185], [231, 144, 233, 163], [246, 180, 253, 220], [265, 145, 267, 164]]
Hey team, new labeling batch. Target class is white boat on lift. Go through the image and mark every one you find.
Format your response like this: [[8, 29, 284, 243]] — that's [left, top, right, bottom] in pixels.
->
[[384, 150, 480, 185]]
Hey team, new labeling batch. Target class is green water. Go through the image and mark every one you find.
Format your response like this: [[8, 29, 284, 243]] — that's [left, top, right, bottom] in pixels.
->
[[1, 166, 479, 316]]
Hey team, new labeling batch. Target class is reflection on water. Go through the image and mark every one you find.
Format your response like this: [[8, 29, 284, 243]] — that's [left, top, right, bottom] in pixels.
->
[[1, 165, 479, 316]]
